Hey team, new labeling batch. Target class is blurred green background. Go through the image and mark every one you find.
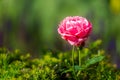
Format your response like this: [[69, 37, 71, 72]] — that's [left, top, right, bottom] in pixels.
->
[[0, 0, 120, 57]]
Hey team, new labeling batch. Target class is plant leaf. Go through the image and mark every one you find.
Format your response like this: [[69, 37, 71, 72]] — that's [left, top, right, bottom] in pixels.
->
[[85, 55, 105, 67], [61, 68, 73, 74], [74, 65, 85, 72]]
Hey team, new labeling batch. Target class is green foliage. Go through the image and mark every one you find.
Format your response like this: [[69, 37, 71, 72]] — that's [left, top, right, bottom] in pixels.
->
[[85, 55, 105, 67], [0, 40, 120, 80]]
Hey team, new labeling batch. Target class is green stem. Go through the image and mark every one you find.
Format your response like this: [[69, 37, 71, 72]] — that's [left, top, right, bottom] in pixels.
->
[[77, 47, 81, 77], [72, 46, 77, 79], [72, 46, 75, 68], [78, 48, 81, 66]]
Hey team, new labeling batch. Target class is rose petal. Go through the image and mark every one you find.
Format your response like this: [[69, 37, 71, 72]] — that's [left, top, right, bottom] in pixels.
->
[[76, 30, 87, 38], [68, 28, 78, 35]]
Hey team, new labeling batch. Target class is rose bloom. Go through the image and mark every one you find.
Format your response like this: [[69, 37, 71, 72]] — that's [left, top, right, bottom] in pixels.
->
[[58, 16, 92, 46]]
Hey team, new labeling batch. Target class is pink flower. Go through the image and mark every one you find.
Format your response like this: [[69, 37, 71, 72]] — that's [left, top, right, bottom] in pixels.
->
[[58, 16, 92, 46]]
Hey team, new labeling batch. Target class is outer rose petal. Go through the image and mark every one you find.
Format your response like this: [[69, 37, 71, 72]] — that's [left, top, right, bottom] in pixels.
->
[[68, 38, 86, 46], [85, 27, 92, 36], [62, 35, 77, 41], [58, 27, 65, 35]]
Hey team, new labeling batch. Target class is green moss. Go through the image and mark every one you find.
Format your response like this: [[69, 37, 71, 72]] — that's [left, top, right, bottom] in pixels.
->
[[0, 40, 120, 80]]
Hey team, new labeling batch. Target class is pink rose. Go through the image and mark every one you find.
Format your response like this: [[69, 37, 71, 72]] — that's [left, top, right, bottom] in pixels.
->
[[58, 16, 92, 46]]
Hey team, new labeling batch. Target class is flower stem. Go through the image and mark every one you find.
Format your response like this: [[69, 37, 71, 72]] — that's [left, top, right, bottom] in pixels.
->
[[78, 48, 81, 66], [77, 47, 81, 77], [72, 46, 75, 68]]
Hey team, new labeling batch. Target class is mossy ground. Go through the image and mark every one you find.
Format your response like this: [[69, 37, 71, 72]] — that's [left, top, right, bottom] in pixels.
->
[[0, 40, 120, 80]]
